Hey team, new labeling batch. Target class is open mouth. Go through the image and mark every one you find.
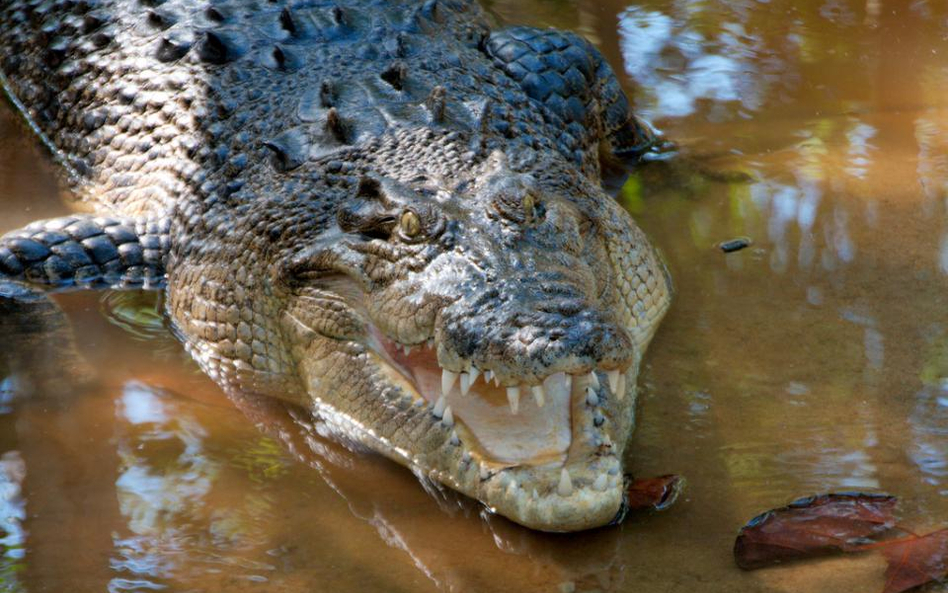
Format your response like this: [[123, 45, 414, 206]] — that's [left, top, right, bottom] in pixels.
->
[[365, 325, 632, 516]]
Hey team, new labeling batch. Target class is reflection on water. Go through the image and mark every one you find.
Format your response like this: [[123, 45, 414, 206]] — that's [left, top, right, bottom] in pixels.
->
[[2, 0, 948, 591], [0, 452, 26, 593], [619, 5, 779, 120]]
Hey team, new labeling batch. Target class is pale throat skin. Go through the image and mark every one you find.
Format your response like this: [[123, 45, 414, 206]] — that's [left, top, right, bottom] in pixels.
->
[[0, 0, 671, 531]]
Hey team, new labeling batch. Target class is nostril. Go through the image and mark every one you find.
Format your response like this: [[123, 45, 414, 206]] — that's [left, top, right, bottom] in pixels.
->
[[536, 299, 585, 317]]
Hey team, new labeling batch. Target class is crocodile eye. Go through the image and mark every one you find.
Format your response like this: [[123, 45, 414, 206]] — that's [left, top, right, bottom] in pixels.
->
[[400, 209, 422, 238], [522, 193, 535, 219], [522, 192, 544, 223]]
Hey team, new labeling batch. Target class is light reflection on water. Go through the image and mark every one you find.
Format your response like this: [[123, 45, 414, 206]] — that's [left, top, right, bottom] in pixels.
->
[[1, 0, 948, 591], [0, 451, 26, 593]]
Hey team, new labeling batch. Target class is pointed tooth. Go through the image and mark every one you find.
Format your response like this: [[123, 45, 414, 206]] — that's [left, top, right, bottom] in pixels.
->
[[593, 473, 608, 491], [585, 386, 599, 406], [493, 375, 501, 387], [588, 371, 600, 389], [531, 384, 546, 407], [506, 386, 520, 414], [442, 406, 454, 427], [616, 374, 627, 401], [557, 468, 573, 497], [441, 369, 458, 396], [484, 370, 494, 384], [433, 396, 446, 418], [468, 366, 480, 385], [607, 369, 620, 394], [404, 345, 412, 356], [479, 465, 490, 480], [460, 372, 471, 396]]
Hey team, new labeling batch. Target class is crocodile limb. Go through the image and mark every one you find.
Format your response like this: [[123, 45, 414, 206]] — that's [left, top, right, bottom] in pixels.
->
[[0, 214, 170, 396]]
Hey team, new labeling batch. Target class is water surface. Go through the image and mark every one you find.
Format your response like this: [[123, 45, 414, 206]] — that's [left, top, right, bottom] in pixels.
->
[[2, 1, 948, 591]]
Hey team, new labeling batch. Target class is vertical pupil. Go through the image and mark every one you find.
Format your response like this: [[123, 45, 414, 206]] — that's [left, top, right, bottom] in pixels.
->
[[522, 194, 536, 219]]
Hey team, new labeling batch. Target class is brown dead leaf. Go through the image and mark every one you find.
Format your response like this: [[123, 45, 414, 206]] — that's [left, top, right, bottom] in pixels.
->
[[734, 492, 899, 570], [627, 474, 684, 511], [879, 529, 948, 593]]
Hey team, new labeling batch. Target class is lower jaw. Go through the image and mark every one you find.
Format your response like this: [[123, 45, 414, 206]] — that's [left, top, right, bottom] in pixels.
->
[[354, 334, 637, 532]]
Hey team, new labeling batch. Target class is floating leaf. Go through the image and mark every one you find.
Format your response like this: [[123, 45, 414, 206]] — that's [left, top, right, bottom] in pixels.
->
[[627, 474, 684, 511], [880, 529, 948, 593], [734, 492, 899, 569]]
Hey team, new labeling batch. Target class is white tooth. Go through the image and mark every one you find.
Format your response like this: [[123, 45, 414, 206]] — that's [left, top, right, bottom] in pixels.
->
[[441, 369, 458, 396], [404, 345, 413, 356], [607, 370, 620, 394], [593, 473, 608, 491], [442, 406, 454, 427], [468, 367, 480, 385], [433, 396, 446, 418], [531, 384, 546, 407], [506, 386, 520, 414], [460, 372, 471, 396], [557, 468, 573, 497], [588, 371, 600, 389], [493, 375, 501, 387], [479, 465, 490, 480], [484, 370, 494, 384], [616, 374, 626, 401], [450, 430, 460, 446], [585, 387, 599, 406]]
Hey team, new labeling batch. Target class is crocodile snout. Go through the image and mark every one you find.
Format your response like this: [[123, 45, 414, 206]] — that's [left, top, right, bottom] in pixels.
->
[[436, 279, 636, 390]]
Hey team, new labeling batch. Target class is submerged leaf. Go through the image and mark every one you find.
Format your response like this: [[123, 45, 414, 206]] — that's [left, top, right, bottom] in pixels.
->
[[880, 529, 948, 593], [734, 492, 899, 569], [626, 474, 684, 511]]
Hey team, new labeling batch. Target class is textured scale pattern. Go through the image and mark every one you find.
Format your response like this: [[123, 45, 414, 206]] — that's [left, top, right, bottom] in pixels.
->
[[0, 0, 672, 531], [0, 215, 168, 289], [486, 26, 657, 162]]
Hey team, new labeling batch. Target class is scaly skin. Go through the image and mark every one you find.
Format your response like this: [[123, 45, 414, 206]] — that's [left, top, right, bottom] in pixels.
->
[[0, 0, 672, 531]]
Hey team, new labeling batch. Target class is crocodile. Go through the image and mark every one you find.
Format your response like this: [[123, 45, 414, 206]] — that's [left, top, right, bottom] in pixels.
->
[[0, 0, 672, 531]]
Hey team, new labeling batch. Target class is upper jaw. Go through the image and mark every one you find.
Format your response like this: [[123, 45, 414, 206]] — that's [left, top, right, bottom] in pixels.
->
[[365, 328, 638, 532]]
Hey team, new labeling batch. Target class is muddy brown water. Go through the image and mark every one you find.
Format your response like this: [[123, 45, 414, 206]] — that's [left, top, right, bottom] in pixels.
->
[[2, 1, 948, 591]]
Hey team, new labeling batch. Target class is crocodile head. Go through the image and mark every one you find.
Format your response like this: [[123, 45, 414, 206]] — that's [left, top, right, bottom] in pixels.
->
[[273, 145, 671, 532]]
